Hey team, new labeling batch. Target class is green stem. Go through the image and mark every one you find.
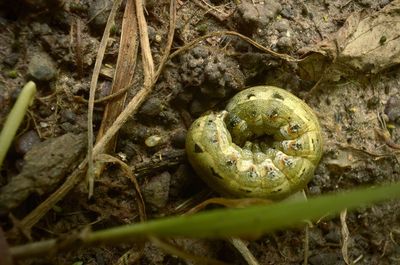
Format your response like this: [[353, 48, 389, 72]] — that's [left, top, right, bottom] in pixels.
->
[[9, 181, 400, 259], [0, 81, 37, 168]]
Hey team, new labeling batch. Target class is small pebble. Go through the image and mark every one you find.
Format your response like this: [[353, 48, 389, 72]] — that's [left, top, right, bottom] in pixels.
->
[[280, 5, 295, 19], [236, 0, 281, 27], [325, 229, 341, 244], [139, 98, 164, 117], [15, 130, 41, 155], [276, 36, 293, 51], [88, 0, 111, 31], [31, 22, 52, 35], [171, 130, 187, 149], [384, 95, 400, 124], [60, 109, 77, 123], [145, 135, 163, 147], [28, 52, 57, 81], [274, 19, 290, 32], [142, 171, 171, 209], [147, 26, 157, 42], [3, 53, 19, 67]]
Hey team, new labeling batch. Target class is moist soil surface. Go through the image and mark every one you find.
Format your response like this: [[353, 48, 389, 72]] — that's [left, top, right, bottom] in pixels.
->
[[1, 0, 400, 264]]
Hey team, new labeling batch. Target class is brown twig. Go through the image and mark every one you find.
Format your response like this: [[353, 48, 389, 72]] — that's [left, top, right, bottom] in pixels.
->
[[86, 0, 124, 198], [73, 86, 130, 104], [154, 0, 177, 80], [193, 0, 234, 22], [132, 149, 186, 177], [228, 237, 259, 265], [340, 209, 350, 264], [169, 30, 299, 62], [375, 128, 400, 150], [303, 225, 310, 265], [136, 0, 155, 82], [94, 0, 139, 192], [151, 237, 228, 265]]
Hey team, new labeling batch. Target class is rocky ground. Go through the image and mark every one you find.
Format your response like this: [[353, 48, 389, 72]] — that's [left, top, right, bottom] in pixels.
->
[[1, 0, 400, 264]]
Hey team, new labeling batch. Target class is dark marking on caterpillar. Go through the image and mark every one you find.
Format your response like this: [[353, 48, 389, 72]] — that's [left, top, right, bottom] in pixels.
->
[[272, 92, 284, 100], [290, 124, 300, 133], [268, 109, 279, 119], [194, 143, 204, 153], [226, 160, 236, 166], [228, 115, 241, 127], [247, 93, 256, 99], [239, 188, 252, 193], [210, 167, 223, 179]]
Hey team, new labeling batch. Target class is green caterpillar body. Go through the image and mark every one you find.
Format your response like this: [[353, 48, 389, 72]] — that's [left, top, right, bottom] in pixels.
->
[[186, 86, 323, 199]]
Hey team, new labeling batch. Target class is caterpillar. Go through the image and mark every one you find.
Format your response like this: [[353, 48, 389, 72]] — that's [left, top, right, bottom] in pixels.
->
[[185, 86, 323, 199]]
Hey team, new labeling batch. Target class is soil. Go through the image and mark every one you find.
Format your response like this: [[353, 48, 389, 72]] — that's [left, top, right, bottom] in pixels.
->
[[1, 0, 400, 264]]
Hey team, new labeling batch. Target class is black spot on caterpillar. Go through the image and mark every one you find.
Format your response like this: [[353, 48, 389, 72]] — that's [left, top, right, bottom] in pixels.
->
[[239, 188, 252, 193], [186, 86, 323, 199], [194, 144, 204, 153], [247, 93, 256, 99], [210, 167, 224, 180], [272, 92, 284, 100]]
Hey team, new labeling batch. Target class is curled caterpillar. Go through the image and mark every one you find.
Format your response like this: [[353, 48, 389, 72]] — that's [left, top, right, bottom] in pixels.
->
[[185, 86, 323, 199]]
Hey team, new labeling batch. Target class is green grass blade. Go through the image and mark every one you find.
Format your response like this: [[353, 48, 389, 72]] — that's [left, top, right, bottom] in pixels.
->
[[88, 182, 400, 243], [0, 81, 36, 168], [10, 182, 400, 258]]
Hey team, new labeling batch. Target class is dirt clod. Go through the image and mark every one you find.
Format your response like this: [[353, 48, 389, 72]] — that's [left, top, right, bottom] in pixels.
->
[[142, 171, 171, 210], [14, 130, 41, 155], [28, 52, 57, 82], [0, 133, 86, 214]]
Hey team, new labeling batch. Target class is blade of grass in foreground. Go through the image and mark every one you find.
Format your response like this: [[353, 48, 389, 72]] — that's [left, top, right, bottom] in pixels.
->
[[0, 81, 36, 168], [11, 182, 400, 258]]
